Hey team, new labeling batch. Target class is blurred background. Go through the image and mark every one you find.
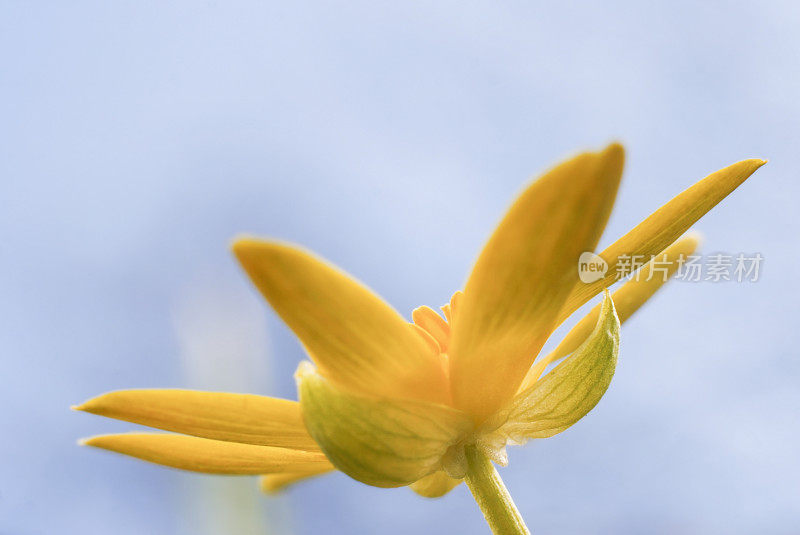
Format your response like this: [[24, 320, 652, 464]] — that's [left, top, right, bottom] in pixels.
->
[[2, 2, 798, 533]]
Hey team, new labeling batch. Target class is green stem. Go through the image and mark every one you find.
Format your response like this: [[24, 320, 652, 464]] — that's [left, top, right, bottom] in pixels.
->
[[464, 444, 531, 535]]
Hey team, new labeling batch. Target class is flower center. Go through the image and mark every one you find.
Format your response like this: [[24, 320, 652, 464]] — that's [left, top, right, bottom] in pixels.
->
[[411, 290, 462, 355], [410, 291, 515, 475]]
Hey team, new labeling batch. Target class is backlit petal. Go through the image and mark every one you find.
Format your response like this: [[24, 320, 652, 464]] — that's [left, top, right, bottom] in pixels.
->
[[449, 144, 625, 421], [557, 158, 765, 323], [81, 433, 330, 475], [489, 292, 620, 443], [520, 234, 699, 389], [259, 465, 335, 493], [297, 361, 472, 488], [74, 389, 319, 450], [233, 239, 449, 404]]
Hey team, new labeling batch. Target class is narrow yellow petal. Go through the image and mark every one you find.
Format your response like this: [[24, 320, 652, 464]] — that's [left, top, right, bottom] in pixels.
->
[[81, 433, 330, 475], [409, 471, 462, 498], [521, 235, 700, 389], [449, 144, 625, 421], [297, 361, 472, 488], [233, 240, 449, 404], [491, 291, 620, 443], [74, 389, 319, 450], [558, 158, 765, 323], [259, 465, 335, 493]]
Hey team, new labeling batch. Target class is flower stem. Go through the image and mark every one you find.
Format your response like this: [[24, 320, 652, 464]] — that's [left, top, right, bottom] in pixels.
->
[[464, 444, 531, 535]]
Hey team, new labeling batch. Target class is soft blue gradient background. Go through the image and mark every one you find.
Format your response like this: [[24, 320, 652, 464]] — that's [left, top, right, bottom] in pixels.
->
[[2, 2, 797, 533]]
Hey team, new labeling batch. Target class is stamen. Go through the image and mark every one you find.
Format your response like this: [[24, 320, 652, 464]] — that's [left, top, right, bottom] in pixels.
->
[[411, 323, 442, 355], [412, 306, 450, 353], [449, 291, 463, 324], [412, 291, 463, 355], [440, 303, 452, 323]]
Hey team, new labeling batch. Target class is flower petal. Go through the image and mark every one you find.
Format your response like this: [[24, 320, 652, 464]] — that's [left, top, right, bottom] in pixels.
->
[[449, 144, 625, 421], [492, 291, 620, 443], [233, 239, 449, 404], [81, 433, 330, 475], [520, 234, 699, 389], [74, 389, 319, 450], [409, 471, 462, 498], [259, 466, 335, 493], [296, 361, 472, 488], [557, 158, 765, 323]]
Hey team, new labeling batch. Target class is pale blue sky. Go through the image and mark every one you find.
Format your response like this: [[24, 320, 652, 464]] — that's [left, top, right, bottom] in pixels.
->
[[2, 2, 798, 533]]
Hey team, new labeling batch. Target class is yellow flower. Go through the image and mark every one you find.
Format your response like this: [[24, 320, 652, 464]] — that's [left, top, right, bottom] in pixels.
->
[[75, 144, 764, 531]]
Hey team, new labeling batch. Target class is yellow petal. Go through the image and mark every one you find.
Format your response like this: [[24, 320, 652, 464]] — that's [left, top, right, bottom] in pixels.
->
[[490, 291, 619, 443], [521, 234, 700, 389], [74, 389, 319, 450], [233, 239, 448, 404], [296, 361, 472, 488], [449, 143, 625, 421], [81, 433, 330, 475], [557, 158, 766, 323], [259, 465, 335, 493], [409, 471, 462, 498]]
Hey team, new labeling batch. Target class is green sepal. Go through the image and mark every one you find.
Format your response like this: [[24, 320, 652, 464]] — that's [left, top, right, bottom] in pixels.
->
[[491, 290, 620, 443], [297, 362, 472, 488], [409, 471, 462, 498]]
